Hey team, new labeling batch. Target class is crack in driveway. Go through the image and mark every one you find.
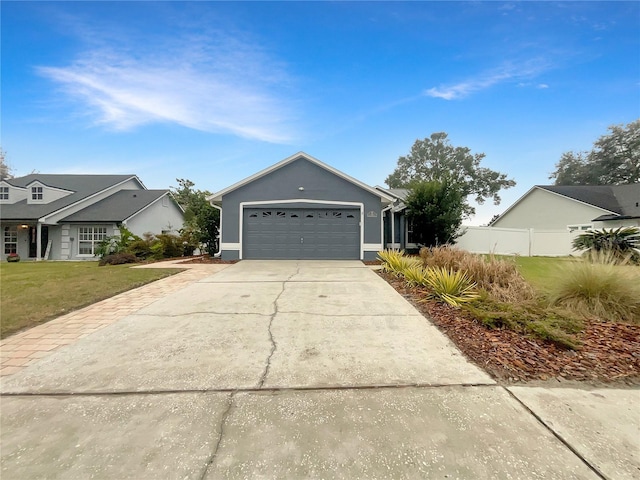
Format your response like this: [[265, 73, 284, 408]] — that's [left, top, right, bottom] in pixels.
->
[[198, 390, 236, 480], [256, 264, 300, 389]]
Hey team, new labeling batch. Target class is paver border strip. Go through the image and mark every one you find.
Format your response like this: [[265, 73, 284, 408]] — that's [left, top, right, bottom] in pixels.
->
[[0, 264, 226, 377]]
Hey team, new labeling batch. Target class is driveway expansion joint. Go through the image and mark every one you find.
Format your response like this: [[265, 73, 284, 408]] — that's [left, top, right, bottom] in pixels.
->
[[0, 382, 499, 397], [503, 386, 608, 480]]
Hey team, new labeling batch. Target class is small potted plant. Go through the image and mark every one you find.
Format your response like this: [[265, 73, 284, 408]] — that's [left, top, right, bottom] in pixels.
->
[[6, 253, 20, 262]]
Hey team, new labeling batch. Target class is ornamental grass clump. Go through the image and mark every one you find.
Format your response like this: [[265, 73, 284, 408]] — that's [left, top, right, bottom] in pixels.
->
[[548, 254, 640, 324], [463, 294, 583, 350], [420, 246, 535, 302]]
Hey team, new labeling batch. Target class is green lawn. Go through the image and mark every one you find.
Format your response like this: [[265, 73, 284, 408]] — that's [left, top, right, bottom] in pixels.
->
[[500, 255, 637, 294], [512, 256, 575, 292], [0, 262, 181, 339], [480, 255, 575, 292]]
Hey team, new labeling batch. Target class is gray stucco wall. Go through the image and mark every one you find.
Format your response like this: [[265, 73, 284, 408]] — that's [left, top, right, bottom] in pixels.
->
[[220, 157, 385, 260]]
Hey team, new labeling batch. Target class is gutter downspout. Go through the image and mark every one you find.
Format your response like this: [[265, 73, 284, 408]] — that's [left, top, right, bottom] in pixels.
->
[[211, 203, 222, 258]]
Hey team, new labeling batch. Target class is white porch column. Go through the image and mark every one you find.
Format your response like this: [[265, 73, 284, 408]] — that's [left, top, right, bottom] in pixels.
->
[[36, 222, 42, 261], [391, 210, 395, 249]]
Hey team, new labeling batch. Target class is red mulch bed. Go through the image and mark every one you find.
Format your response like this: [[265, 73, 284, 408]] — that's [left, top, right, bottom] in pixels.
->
[[379, 271, 640, 386], [177, 255, 238, 264]]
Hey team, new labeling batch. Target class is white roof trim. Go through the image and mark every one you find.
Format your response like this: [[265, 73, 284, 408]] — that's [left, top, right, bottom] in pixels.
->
[[492, 186, 618, 226], [208, 152, 394, 204]]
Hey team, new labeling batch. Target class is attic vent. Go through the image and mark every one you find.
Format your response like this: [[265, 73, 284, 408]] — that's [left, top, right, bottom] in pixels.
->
[[133, 194, 137, 198]]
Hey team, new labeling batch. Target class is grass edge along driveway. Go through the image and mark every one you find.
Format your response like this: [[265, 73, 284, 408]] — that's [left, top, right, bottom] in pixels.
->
[[1, 262, 181, 339]]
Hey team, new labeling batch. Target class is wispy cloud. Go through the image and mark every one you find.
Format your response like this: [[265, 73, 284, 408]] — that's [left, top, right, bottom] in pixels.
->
[[37, 21, 299, 143], [424, 59, 551, 100]]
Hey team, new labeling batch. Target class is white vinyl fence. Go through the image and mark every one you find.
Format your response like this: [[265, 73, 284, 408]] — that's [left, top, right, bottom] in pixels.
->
[[456, 226, 582, 257]]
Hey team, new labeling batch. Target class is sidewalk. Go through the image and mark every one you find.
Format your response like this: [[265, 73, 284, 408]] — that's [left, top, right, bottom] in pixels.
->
[[0, 261, 230, 377]]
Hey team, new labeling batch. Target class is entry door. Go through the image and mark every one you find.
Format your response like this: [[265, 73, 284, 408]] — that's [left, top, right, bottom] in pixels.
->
[[28, 226, 49, 258], [243, 208, 360, 259]]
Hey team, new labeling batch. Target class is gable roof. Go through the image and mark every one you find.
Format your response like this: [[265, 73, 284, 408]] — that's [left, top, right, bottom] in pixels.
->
[[61, 190, 172, 223], [1, 174, 141, 221], [493, 184, 640, 225], [538, 185, 623, 214], [375, 186, 410, 212], [208, 152, 394, 204]]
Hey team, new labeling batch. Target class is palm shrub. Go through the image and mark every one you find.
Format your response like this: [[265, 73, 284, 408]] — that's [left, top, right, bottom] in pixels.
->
[[572, 227, 640, 265], [548, 254, 640, 323], [424, 267, 480, 307]]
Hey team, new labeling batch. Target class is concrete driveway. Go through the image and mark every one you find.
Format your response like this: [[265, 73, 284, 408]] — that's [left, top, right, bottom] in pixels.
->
[[1, 260, 637, 479]]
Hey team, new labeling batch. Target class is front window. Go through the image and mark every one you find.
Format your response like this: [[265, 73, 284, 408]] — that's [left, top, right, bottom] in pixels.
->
[[0, 187, 8, 200], [4, 226, 17, 254], [407, 218, 417, 244], [568, 224, 593, 232], [78, 226, 107, 255], [31, 186, 43, 200]]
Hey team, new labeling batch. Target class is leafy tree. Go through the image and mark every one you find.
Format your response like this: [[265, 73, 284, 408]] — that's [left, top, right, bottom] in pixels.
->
[[404, 179, 465, 247], [550, 119, 640, 185], [386, 132, 515, 216], [171, 179, 219, 255], [1, 149, 12, 180]]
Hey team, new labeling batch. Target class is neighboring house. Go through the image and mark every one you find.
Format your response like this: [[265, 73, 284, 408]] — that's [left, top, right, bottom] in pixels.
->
[[490, 184, 640, 231], [0, 174, 184, 261], [208, 152, 394, 260]]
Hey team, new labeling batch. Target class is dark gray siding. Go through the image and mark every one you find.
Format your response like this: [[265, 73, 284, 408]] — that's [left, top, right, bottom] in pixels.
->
[[220, 157, 384, 260]]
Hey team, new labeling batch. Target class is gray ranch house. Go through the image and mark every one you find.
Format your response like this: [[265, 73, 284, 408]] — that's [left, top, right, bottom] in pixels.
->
[[0, 174, 184, 261], [208, 152, 395, 260]]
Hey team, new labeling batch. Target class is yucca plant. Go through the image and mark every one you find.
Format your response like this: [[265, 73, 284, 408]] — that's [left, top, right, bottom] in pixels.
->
[[378, 249, 404, 275], [572, 227, 640, 265], [377, 249, 421, 276], [402, 264, 430, 287], [424, 267, 480, 307]]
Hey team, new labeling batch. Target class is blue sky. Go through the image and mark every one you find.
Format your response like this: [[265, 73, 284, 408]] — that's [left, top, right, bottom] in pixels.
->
[[2, 1, 639, 224]]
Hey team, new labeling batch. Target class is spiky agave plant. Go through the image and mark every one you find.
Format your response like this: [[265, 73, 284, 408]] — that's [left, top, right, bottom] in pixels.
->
[[424, 267, 480, 307]]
